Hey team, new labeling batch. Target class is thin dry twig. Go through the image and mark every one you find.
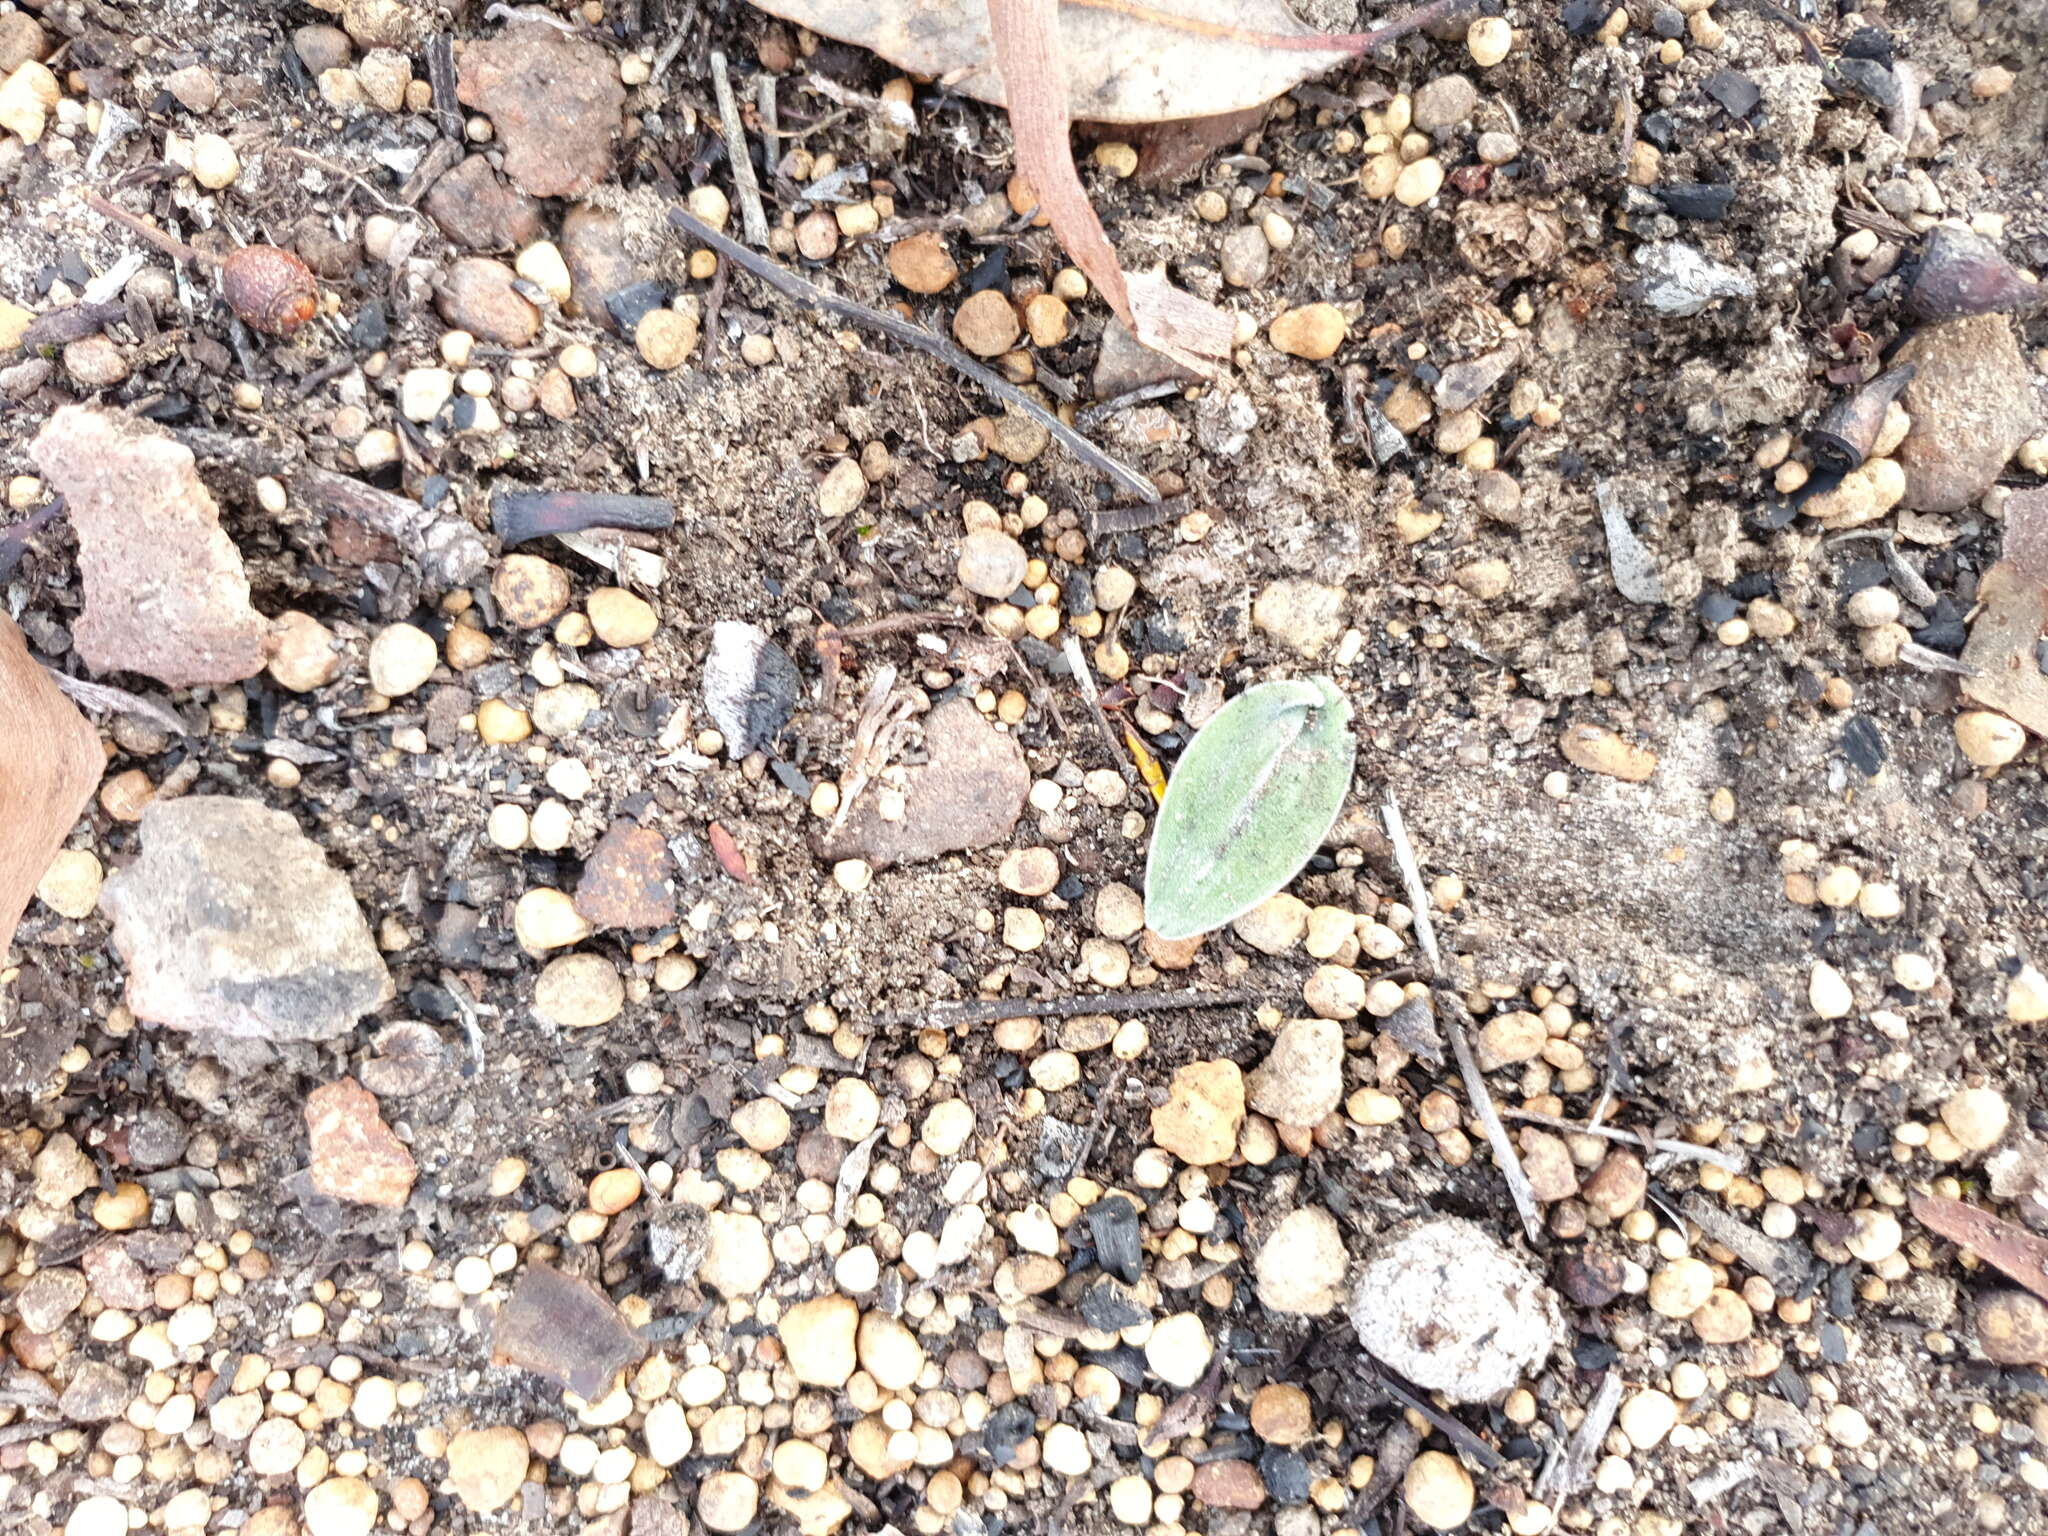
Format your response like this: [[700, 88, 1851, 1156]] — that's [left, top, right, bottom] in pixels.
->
[[709, 49, 769, 247], [1439, 987, 1546, 1244], [1369, 1364, 1505, 1470], [700, 253, 730, 371], [878, 987, 1256, 1028], [1063, 633, 1139, 792], [1381, 797, 1541, 1239], [831, 612, 971, 641], [1499, 1107, 1746, 1173], [1381, 797, 1441, 976], [667, 205, 1159, 503], [1075, 379, 1181, 430], [1539, 1367, 1622, 1500]]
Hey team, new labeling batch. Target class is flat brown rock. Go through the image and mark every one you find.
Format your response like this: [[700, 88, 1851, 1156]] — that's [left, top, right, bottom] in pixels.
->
[[1895, 315, 2041, 513], [424, 154, 544, 251], [0, 614, 101, 960], [304, 1078, 416, 1207], [491, 1261, 645, 1400], [455, 24, 624, 200], [574, 821, 677, 929], [29, 406, 266, 688], [559, 204, 640, 328], [435, 257, 540, 346], [820, 698, 1029, 869], [1191, 1460, 1266, 1510]]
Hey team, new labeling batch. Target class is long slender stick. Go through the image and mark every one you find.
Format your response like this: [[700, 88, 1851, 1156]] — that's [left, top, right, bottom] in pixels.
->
[[1381, 797, 1440, 976], [877, 986, 1255, 1028], [1369, 1364, 1505, 1470], [83, 190, 206, 265], [1063, 633, 1139, 791], [708, 49, 769, 248], [667, 205, 1160, 504], [1381, 795, 1544, 1244], [1440, 989, 1546, 1244]]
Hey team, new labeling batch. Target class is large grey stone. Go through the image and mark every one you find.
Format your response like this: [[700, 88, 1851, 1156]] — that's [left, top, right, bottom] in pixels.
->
[[99, 797, 392, 1040]]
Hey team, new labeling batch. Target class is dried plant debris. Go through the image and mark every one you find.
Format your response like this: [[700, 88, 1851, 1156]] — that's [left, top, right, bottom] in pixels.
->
[[701, 620, 801, 759], [750, 0, 1448, 123], [1595, 479, 1669, 606]]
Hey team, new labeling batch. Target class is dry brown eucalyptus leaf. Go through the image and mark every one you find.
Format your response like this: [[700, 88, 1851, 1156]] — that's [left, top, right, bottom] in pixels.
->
[[751, 0, 1442, 124], [1912, 1192, 2048, 1308], [756, 0, 1450, 374], [0, 616, 103, 959], [989, 0, 1235, 373], [988, 0, 1134, 322]]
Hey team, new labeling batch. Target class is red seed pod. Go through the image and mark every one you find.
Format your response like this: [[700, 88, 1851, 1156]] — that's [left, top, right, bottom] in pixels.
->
[[220, 246, 320, 336], [1904, 226, 2045, 321]]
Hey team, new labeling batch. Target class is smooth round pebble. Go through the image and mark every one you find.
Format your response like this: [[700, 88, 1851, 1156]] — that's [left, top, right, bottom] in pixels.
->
[[492, 555, 572, 630], [999, 846, 1060, 896], [191, 133, 240, 189], [302, 1477, 378, 1536], [1648, 1257, 1714, 1318], [1619, 1388, 1678, 1450], [1809, 961, 1853, 1020], [367, 624, 437, 697], [1268, 302, 1346, 360], [513, 887, 592, 952], [587, 588, 657, 647], [36, 848, 103, 919], [1144, 1312, 1212, 1388], [534, 952, 625, 1027], [952, 290, 1019, 357], [1956, 711, 2025, 769], [268, 611, 343, 692], [959, 529, 1028, 599], [636, 308, 700, 371], [1941, 1086, 2010, 1152], [1404, 1451, 1474, 1531], [1467, 16, 1513, 66], [66, 1498, 130, 1536], [697, 1471, 758, 1533]]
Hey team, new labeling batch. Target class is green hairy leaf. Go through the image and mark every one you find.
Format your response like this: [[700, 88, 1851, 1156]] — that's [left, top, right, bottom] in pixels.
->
[[1144, 676, 1357, 941]]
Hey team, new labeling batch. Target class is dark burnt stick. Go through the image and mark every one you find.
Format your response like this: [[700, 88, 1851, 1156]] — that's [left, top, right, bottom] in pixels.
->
[[0, 498, 65, 582], [21, 302, 129, 348], [490, 489, 677, 547], [426, 35, 463, 141]]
